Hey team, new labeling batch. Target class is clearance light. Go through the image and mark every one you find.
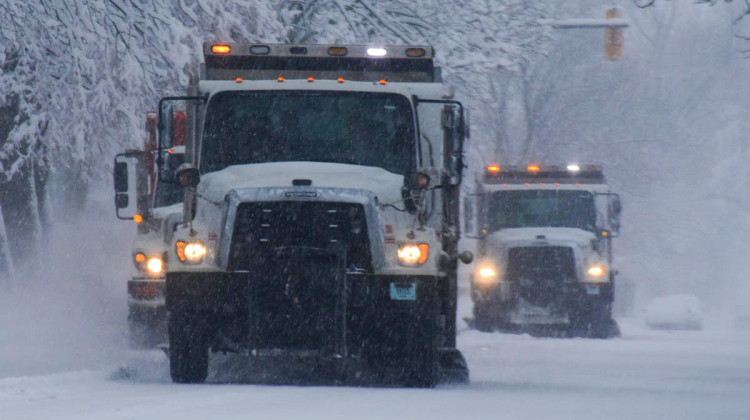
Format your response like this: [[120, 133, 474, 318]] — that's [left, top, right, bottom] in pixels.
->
[[528, 165, 540, 172], [211, 44, 231, 54], [337, 77, 345, 83], [167, 149, 175, 154], [328, 47, 348, 56], [146, 257, 163, 274], [588, 265, 606, 278], [567, 164, 580, 172], [134, 252, 147, 269], [487, 165, 501, 174], [397, 243, 429, 266], [235, 77, 243, 83], [250, 45, 270, 55], [277, 77, 285, 82], [133, 214, 143, 224], [379, 79, 387, 85], [367, 47, 387, 57], [308, 77, 315, 82], [405, 48, 426, 57]]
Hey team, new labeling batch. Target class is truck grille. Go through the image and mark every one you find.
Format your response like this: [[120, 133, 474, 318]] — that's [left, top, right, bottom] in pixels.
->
[[229, 201, 371, 272], [506, 246, 575, 307]]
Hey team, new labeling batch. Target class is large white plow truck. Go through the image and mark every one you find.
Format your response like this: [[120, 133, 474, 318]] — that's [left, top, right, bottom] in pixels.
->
[[118, 43, 473, 386], [468, 164, 621, 338]]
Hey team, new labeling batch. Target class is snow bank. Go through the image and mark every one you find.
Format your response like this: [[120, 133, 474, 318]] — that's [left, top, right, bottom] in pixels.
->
[[644, 294, 703, 330]]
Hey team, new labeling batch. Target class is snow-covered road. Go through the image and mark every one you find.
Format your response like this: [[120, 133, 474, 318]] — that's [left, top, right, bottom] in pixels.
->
[[1, 319, 748, 420]]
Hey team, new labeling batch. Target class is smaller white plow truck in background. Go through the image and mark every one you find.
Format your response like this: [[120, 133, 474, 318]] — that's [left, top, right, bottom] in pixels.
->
[[467, 164, 621, 338]]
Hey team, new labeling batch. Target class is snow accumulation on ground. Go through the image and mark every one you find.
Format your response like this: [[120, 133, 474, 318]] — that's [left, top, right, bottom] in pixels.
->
[[0, 300, 748, 420]]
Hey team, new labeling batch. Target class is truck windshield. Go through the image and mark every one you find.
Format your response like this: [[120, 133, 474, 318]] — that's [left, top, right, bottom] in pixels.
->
[[488, 190, 596, 231], [200, 90, 415, 175]]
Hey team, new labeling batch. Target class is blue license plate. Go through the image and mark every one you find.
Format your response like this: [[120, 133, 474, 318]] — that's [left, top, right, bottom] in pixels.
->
[[586, 285, 600, 295], [389, 282, 416, 300]]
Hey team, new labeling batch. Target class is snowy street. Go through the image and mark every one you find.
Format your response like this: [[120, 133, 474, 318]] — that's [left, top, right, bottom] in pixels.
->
[[1, 314, 748, 420]]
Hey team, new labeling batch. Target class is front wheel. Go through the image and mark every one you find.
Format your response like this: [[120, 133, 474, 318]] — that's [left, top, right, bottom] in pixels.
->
[[169, 311, 209, 383]]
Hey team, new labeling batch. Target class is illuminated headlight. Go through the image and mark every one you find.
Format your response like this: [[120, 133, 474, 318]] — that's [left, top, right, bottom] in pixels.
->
[[176, 240, 206, 264], [397, 243, 429, 266], [146, 257, 163, 274], [587, 265, 607, 279], [475, 265, 499, 287]]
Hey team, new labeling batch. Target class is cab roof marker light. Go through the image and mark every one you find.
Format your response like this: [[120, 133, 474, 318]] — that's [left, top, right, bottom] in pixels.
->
[[249, 45, 270, 55], [487, 165, 501, 174], [328, 47, 348, 56], [379, 79, 387, 85], [211, 44, 231, 54], [235, 77, 243, 83], [337, 77, 345, 83], [277, 77, 284, 82], [367, 47, 387, 57], [405, 48, 426, 57], [307, 77, 315, 82], [528, 164, 540, 172]]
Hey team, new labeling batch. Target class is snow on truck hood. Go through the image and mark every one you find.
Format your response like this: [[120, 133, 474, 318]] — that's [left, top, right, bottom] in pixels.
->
[[486, 227, 597, 248], [197, 161, 404, 204]]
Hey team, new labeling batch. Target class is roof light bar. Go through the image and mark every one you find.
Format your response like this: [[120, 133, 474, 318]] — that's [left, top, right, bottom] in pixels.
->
[[367, 47, 387, 57]]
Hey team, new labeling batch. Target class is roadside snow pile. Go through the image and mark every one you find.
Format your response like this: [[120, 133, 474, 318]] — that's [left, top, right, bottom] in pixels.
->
[[644, 294, 703, 330]]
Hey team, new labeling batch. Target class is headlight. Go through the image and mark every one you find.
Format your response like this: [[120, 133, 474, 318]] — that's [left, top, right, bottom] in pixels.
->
[[397, 243, 429, 266], [475, 265, 499, 288], [146, 257, 163, 274], [587, 265, 606, 279], [176, 240, 206, 264]]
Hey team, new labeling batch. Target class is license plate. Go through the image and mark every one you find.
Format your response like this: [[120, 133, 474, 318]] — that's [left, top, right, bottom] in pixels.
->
[[586, 285, 600, 295], [389, 282, 416, 300]]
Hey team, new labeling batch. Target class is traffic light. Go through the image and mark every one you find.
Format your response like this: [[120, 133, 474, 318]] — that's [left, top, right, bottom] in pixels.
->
[[605, 8, 623, 61]]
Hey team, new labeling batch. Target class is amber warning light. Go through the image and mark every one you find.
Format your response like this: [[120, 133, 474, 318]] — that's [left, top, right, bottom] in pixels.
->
[[527, 165, 540, 173], [487, 165, 501, 174], [211, 44, 231, 54]]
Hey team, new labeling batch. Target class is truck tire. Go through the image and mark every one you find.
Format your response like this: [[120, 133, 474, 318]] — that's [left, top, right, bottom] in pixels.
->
[[573, 305, 619, 339], [402, 313, 438, 388], [169, 311, 209, 383], [473, 302, 496, 333]]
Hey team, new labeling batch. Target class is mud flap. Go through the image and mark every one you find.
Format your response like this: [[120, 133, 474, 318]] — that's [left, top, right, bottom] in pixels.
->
[[438, 347, 470, 384]]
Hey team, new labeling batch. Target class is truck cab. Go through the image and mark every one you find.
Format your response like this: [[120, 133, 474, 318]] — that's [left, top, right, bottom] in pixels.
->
[[468, 163, 621, 338], [146, 43, 472, 386]]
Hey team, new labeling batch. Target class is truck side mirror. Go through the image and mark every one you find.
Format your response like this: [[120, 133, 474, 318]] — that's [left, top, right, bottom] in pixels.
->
[[610, 195, 622, 234], [114, 161, 129, 193], [113, 152, 145, 220], [441, 105, 465, 185], [175, 163, 200, 188]]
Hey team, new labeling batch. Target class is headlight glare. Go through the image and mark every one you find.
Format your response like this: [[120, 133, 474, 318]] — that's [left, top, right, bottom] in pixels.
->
[[146, 257, 163, 274], [587, 265, 606, 278], [397, 243, 429, 266], [176, 240, 206, 264]]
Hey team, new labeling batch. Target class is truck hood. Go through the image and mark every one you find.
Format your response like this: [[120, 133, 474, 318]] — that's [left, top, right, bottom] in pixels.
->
[[197, 161, 404, 204], [485, 227, 597, 249]]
